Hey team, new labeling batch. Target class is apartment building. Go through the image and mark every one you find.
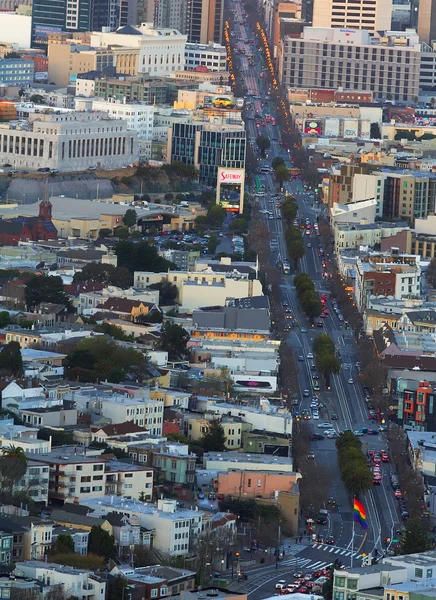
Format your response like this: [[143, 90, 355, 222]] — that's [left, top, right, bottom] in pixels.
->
[[355, 253, 421, 311], [206, 400, 293, 435], [0, 59, 34, 85], [167, 122, 246, 186], [87, 76, 180, 104], [184, 415, 242, 449], [0, 111, 138, 172], [133, 268, 263, 311], [90, 24, 187, 77], [279, 28, 420, 101], [151, 446, 197, 484], [85, 497, 203, 555], [19, 461, 49, 504], [334, 222, 410, 252], [48, 43, 114, 86], [215, 470, 298, 499], [185, 0, 224, 44], [203, 451, 295, 473], [184, 42, 227, 72], [312, 0, 393, 32], [0, 421, 52, 455], [390, 376, 436, 430], [94, 396, 164, 436], [16, 561, 106, 600], [382, 170, 436, 222], [327, 165, 372, 209], [28, 447, 154, 503]]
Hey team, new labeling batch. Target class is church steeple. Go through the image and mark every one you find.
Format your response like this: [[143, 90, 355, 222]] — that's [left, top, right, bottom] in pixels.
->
[[39, 178, 52, 221]]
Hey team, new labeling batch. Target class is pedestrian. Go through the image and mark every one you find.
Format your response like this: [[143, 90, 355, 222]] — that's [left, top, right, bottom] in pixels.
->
[[299, 536, 302, 543]]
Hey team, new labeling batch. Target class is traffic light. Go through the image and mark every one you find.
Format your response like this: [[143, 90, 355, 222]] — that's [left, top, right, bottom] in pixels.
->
[[235, 552, 240, 557]]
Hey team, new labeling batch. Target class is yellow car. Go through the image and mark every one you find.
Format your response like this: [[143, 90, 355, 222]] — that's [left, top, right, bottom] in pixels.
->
[[213, 97, 235, 108]]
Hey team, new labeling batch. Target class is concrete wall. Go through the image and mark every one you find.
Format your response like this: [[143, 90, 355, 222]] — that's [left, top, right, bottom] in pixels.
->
[[0, 14, 31, 49]]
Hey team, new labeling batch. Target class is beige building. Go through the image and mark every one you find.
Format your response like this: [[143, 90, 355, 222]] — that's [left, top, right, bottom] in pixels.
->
[[48, 43, 114, 86], [134, 268, 263, 310], [334, 222, 410, 252], [418, 0, 436, 44], [185, 415, 242, 449], [279, 27, 420, 102], [312, 0, 393, 33]]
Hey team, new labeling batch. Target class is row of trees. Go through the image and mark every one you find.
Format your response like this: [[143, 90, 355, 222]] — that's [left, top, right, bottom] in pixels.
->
[[285, 225, 305, 268], [335, 432, 372, 496], [294, 273, 322, 322], [312, 333, 341, 389], [281, 195, 298, 223]]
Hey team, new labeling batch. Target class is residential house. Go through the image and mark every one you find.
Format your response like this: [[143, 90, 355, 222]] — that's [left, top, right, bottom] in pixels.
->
[[0, 573, 40, 599], [205, 400, 293, 435], [19, 401, 78, 428], [333, 564, 407, 600], [150, 389, 190, 410], [151, 445, 196, 485], [397, 310, 436, 334], [373, 324, 436, 371], [105, 512, 153, 551], [110, 565, 197, 598], [0, 421, 52, 454], [0, 532, 13, 564], [52, 525, 89, 555], [242, 431, 291, 456], [6, 517, 53, 561], [50, 506, 112, 534], [14, 561, 106, 600], [91, 421, 149, 443], [27, 446, 154, 503], [95, 297, 160, 322], [18, 460, 50, 503], [30, 302, 70, 326], [85, 497, 203, 556]]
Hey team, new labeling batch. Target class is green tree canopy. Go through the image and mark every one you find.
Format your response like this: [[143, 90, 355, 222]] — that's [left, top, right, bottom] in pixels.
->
[[274, 164, 290, 185], [25, 275, 72, 310], [207, 235, 219, 255], [229, 218, 248, 232], [0, 445, 27, 501], [51, 533, 75, 555], [398, 516, 432, 555], [122, 208, 138, 228], [88, 526, 116, 560], [149, 279, 178, 305], [207, 204, 227, 228], [272, 157, 285, 170], [159, 321, 190, 360], [200, 419, 227, 451], [73, 263, 132, 289], [115, 240, 175, 274], [313, 333, 335, 355], [0, 341, 22, 375], [256, 135, 271, 156]]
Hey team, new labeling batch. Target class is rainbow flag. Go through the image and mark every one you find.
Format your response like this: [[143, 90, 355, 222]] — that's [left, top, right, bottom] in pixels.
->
[[353, 498, 368, 529]]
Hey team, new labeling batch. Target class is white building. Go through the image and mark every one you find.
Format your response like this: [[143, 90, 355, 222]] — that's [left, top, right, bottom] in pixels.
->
[[0, 420, 52, 455], [96, 396, 164, 436], [184, 42, 228, 72], [203, 451, 295, 473], [20, 461, 50, 504], [0, 14, 31, 49], [205, 400, 293, 435], [85, 497, 203, 556], [87, 100, 155, 160], [312, 0, 393, 33], [76, 77, 96, 97], [90, 23, 187, 77], [14, 561, 106, 600], [28, 446, 154, 503]]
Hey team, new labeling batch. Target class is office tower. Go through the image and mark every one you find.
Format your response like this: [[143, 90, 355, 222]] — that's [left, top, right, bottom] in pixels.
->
[[31, 0, 111, 48], [312, 0, 393, 33], [186, 0, 224, 44], [154, 0, 187, 33], [418, 0, 436, 44], [301, 0, 314, 22]]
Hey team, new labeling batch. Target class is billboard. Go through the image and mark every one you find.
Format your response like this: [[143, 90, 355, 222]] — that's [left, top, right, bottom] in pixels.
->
[[33, 24, 62, 46], [204, 94, 236, 109], [216, 167, 245, 213], [304, 119, 322, 135], [324, 117, 340, 137], [360, 119, 371, 140], [34, 72, 48, 81], [385, 105, 415, 124], [343, 119, 359, 139]]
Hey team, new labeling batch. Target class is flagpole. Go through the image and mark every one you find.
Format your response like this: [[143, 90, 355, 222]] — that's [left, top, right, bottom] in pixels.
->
[[351, 498, 355, 569]]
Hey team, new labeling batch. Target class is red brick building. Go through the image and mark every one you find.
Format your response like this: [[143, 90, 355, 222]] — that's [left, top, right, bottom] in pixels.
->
[[0, 199, 57, 246]]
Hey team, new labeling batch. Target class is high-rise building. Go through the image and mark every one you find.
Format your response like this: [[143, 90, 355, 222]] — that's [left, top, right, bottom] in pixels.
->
[[31, 0, 111, 49], [185, 0, 223, 44], [154, 0, 187, 33], [312, 0, 393, 33], [418, 0, 436, 44], [279, 28, 420, 102]]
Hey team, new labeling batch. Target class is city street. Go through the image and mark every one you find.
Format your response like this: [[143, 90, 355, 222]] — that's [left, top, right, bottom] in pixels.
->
[[229, 0, 404, 585]]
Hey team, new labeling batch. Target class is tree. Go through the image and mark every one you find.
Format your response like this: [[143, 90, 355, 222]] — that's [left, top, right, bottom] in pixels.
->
[[288, 240, 305, 268], [149, 279, 178, 305], [25, 275, 72, 310], [300, 289, 322, 321], [115, 240, 175, 274], [45, 584, 68, 600], [431, 97, 436, 108], [29, 93, 45, 104], [207, 234, 219, 255], [316, 351, 341, 386], [164, 193, 174, 201], [272, 157, 285, 170], [207, 204, 227, 228], [122, 208, 138, 228], [256, 135, 270, 156], [88, 526, 116, 561], [115, 226, 130, 239], [229, 218, 248, 232], [200, 418, 227, 451], [274, 164, 290, 186], [159, 321, 190, 359], [51, 533, 75, 555], [0, 445, 27, 500], [108, 576, 128, 600], [398, 516, 432, 555], [99, 228, 112, 238], [0, 341, 22, 374]]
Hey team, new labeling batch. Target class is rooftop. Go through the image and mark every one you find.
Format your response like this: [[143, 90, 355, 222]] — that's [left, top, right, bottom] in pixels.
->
[[204, 451, 293, 466], [84, 497, 202, 521]]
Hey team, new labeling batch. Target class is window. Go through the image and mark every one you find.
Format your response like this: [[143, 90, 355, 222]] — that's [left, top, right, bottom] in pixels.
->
[[347, 580, 357, 590], [415, 568, 423, 578], [247, 478, 251, 487], [427, 568, 433, 579], [151, 589, 158, 597]]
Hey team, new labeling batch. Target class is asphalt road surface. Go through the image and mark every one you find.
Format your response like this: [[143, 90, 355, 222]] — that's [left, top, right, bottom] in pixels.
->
[[229, 1, 403, 589]]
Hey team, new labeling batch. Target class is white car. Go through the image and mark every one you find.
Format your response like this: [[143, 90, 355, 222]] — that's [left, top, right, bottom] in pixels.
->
[[307, 352, 313, 359], [318, 423, 333, 429], [348, 378, 354, 384], [312, 412, 320, 420], [275, 581, 287, 590]]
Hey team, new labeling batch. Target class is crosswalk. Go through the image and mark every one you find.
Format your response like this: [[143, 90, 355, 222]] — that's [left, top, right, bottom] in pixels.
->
[[310, 543, 363, 559]]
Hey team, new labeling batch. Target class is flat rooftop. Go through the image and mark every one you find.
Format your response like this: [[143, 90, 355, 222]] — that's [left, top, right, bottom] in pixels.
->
[[204, 451, 293, 465]]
